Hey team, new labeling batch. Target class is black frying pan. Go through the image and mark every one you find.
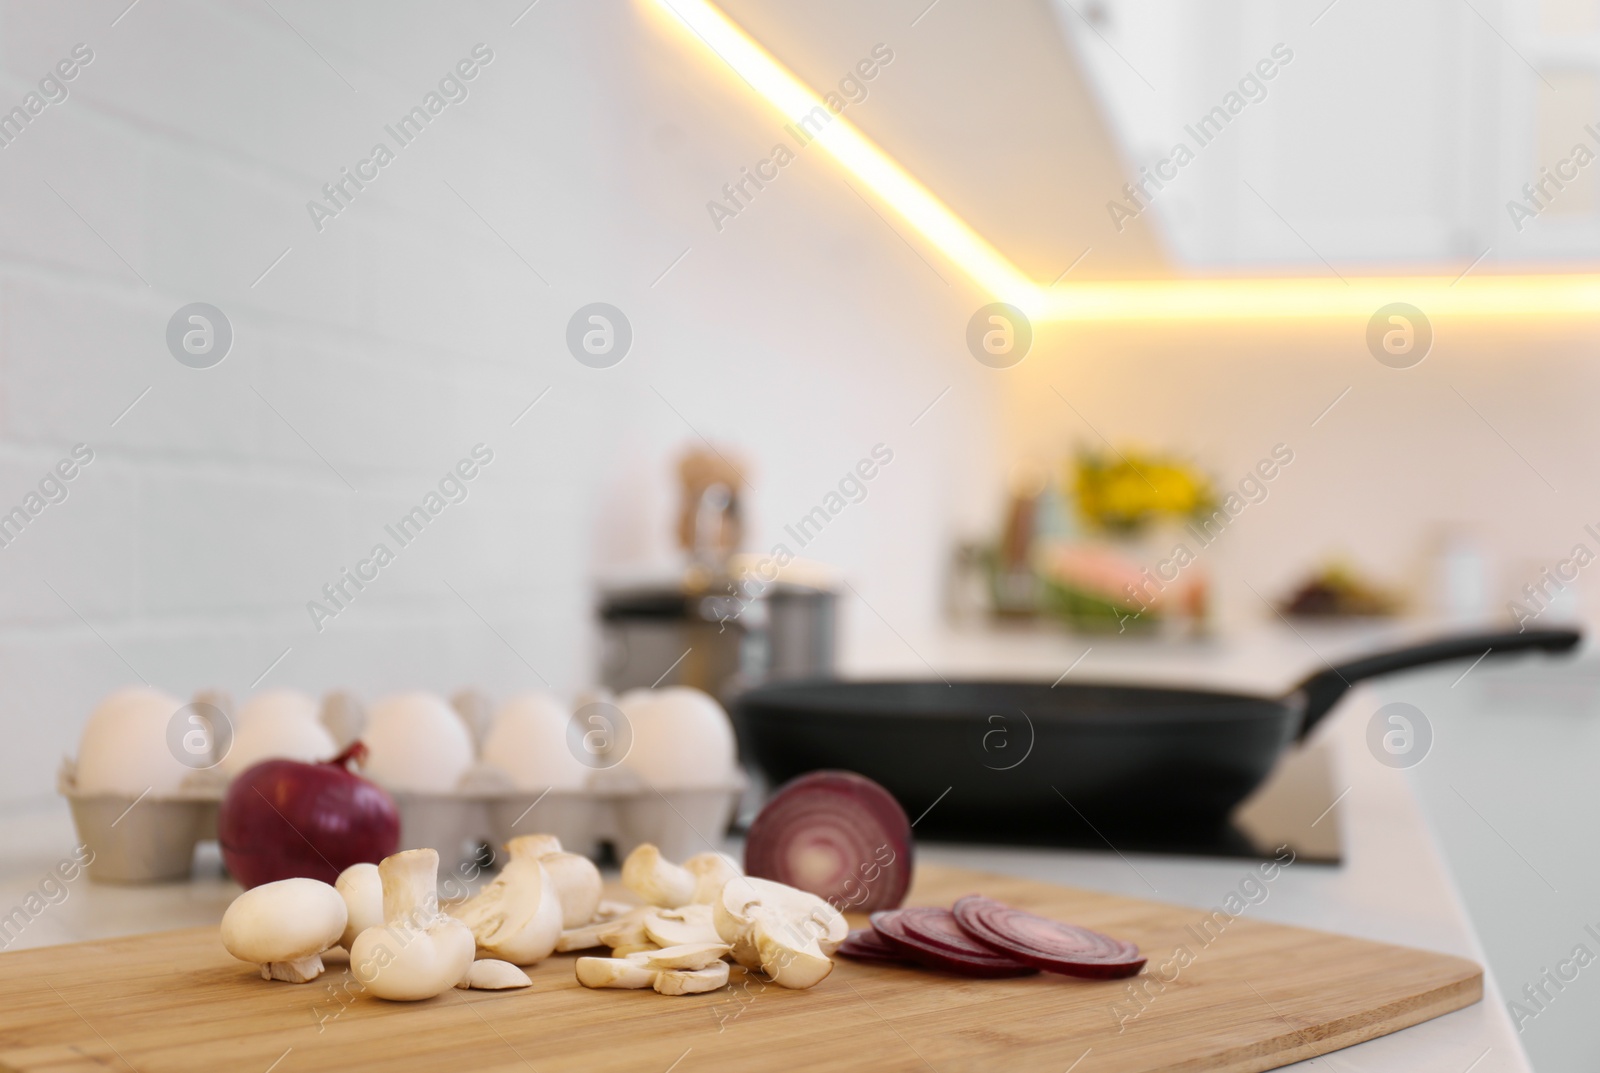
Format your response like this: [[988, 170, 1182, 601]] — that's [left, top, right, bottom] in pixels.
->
[[735, 628, 1581, 834]]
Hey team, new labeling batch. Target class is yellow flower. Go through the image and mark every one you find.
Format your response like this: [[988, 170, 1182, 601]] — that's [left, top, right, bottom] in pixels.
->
[[1071, 450, 1213, 533]]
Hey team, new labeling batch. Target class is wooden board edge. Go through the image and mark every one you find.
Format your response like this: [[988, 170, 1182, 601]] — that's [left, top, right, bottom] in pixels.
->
[[1183, 965, 1485, 1073]]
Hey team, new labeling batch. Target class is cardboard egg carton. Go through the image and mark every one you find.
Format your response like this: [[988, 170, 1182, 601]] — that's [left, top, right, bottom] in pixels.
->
[[59, 688, 743, 883]]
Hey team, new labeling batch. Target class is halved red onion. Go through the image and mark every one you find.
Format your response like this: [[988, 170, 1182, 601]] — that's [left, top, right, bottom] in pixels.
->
[[744, 770, 912, 913], [836, 928, 910, 965], [951, 895, 1146, 979], [870, 908, 1038, 978]]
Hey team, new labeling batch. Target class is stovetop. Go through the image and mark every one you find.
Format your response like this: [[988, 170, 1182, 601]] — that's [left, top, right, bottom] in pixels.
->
[[907, 740, 1343, 864]]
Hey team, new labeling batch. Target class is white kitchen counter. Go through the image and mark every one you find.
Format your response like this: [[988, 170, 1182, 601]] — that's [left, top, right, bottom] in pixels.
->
[[0, 620, 1574, 1072]]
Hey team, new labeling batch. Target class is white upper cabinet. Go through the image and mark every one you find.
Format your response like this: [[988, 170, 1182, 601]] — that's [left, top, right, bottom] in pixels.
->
[[1058, 0, 1600, 268]]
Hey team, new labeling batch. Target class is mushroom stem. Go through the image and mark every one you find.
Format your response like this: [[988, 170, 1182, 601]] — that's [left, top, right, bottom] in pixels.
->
[[351, 849, 477, 1002], [263, 953, 326, 983], [382, 848, 443, 931]]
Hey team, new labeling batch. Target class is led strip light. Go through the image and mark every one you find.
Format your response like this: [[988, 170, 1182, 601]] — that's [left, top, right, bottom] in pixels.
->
[[651, 0, 1600, 322]]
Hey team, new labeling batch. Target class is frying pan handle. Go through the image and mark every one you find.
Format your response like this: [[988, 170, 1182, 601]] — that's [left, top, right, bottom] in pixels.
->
[[1292, 627, 1582, 741]]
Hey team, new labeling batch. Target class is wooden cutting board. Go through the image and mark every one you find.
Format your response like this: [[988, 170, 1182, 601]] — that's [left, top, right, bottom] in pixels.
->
[[0, 865, 1480, 1073]]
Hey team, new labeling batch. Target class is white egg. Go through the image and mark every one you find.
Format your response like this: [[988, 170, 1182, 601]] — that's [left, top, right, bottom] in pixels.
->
[[75, 685, 192, 796], [616, 686, 737, 789], [234, 687, 320, 727], [361, 692, 474, 792], [220, 711, 338, 776], [482, 692, 589, 790]]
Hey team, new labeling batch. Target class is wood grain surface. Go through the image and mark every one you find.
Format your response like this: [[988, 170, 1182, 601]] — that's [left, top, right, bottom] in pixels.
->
[[0, 865, 1481, 1073]]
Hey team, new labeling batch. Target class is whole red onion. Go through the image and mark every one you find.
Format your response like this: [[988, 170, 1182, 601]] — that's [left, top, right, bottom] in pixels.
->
[[218, 742, 400, 889]]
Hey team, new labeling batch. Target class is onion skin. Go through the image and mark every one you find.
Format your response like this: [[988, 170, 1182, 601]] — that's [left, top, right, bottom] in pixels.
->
[[744, 770, 913, 913], [218, 743, 400, 889]]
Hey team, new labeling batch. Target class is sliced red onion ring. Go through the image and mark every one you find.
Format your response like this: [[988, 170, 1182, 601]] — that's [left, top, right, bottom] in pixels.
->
[[836, 928, 910, 965], [871, 908, 1038, 978], [951, 895, 1146, 979], [744, 770, 912, 913]]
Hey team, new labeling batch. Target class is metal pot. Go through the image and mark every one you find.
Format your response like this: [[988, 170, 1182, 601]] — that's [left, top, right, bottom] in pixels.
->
[[598, 574, 836, 705]]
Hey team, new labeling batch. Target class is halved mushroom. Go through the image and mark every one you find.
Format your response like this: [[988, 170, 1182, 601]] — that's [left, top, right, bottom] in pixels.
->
[[655, 961, 730, 996], [349, 849, 477, 1001], [540, 852, 602, 928], [221, 877, 347, 983], [457, 959, 533, 990], [713, 876, 846, 989], [751, 913, 832, 990], [452, 836, 564, 965], [576, 952, 658, 989], [621, 843, 696, 908]]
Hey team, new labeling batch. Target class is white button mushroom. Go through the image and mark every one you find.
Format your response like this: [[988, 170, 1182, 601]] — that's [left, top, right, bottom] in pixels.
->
[[334, 862, 383, 951], [220, 877, 348, 983], [451, 835, 564, 965], [349, 849, 476, 1001]]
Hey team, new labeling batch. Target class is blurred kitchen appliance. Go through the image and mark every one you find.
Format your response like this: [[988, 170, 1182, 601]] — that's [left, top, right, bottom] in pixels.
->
[[597, 448, 837, 704]]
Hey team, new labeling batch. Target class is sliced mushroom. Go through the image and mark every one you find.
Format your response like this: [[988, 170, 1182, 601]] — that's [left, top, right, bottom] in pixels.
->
[[621, 843, 696, 908], [457, 959, 533, 990], [558, 919, 619, 953], [594, 908, 657, 949], [610, 942, 660, 958], [594, 899, 634, 920], [576, 953, 658, 989], [559, 904, 655, 952], [221, 877, 347, 983], [654, 961, 730, 996], [642, 943, 731, 971], [644, 904, 721, 948]]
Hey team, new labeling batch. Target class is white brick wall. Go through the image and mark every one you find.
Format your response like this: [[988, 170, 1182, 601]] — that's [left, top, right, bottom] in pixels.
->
[[0, 0, 1000, 807]]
